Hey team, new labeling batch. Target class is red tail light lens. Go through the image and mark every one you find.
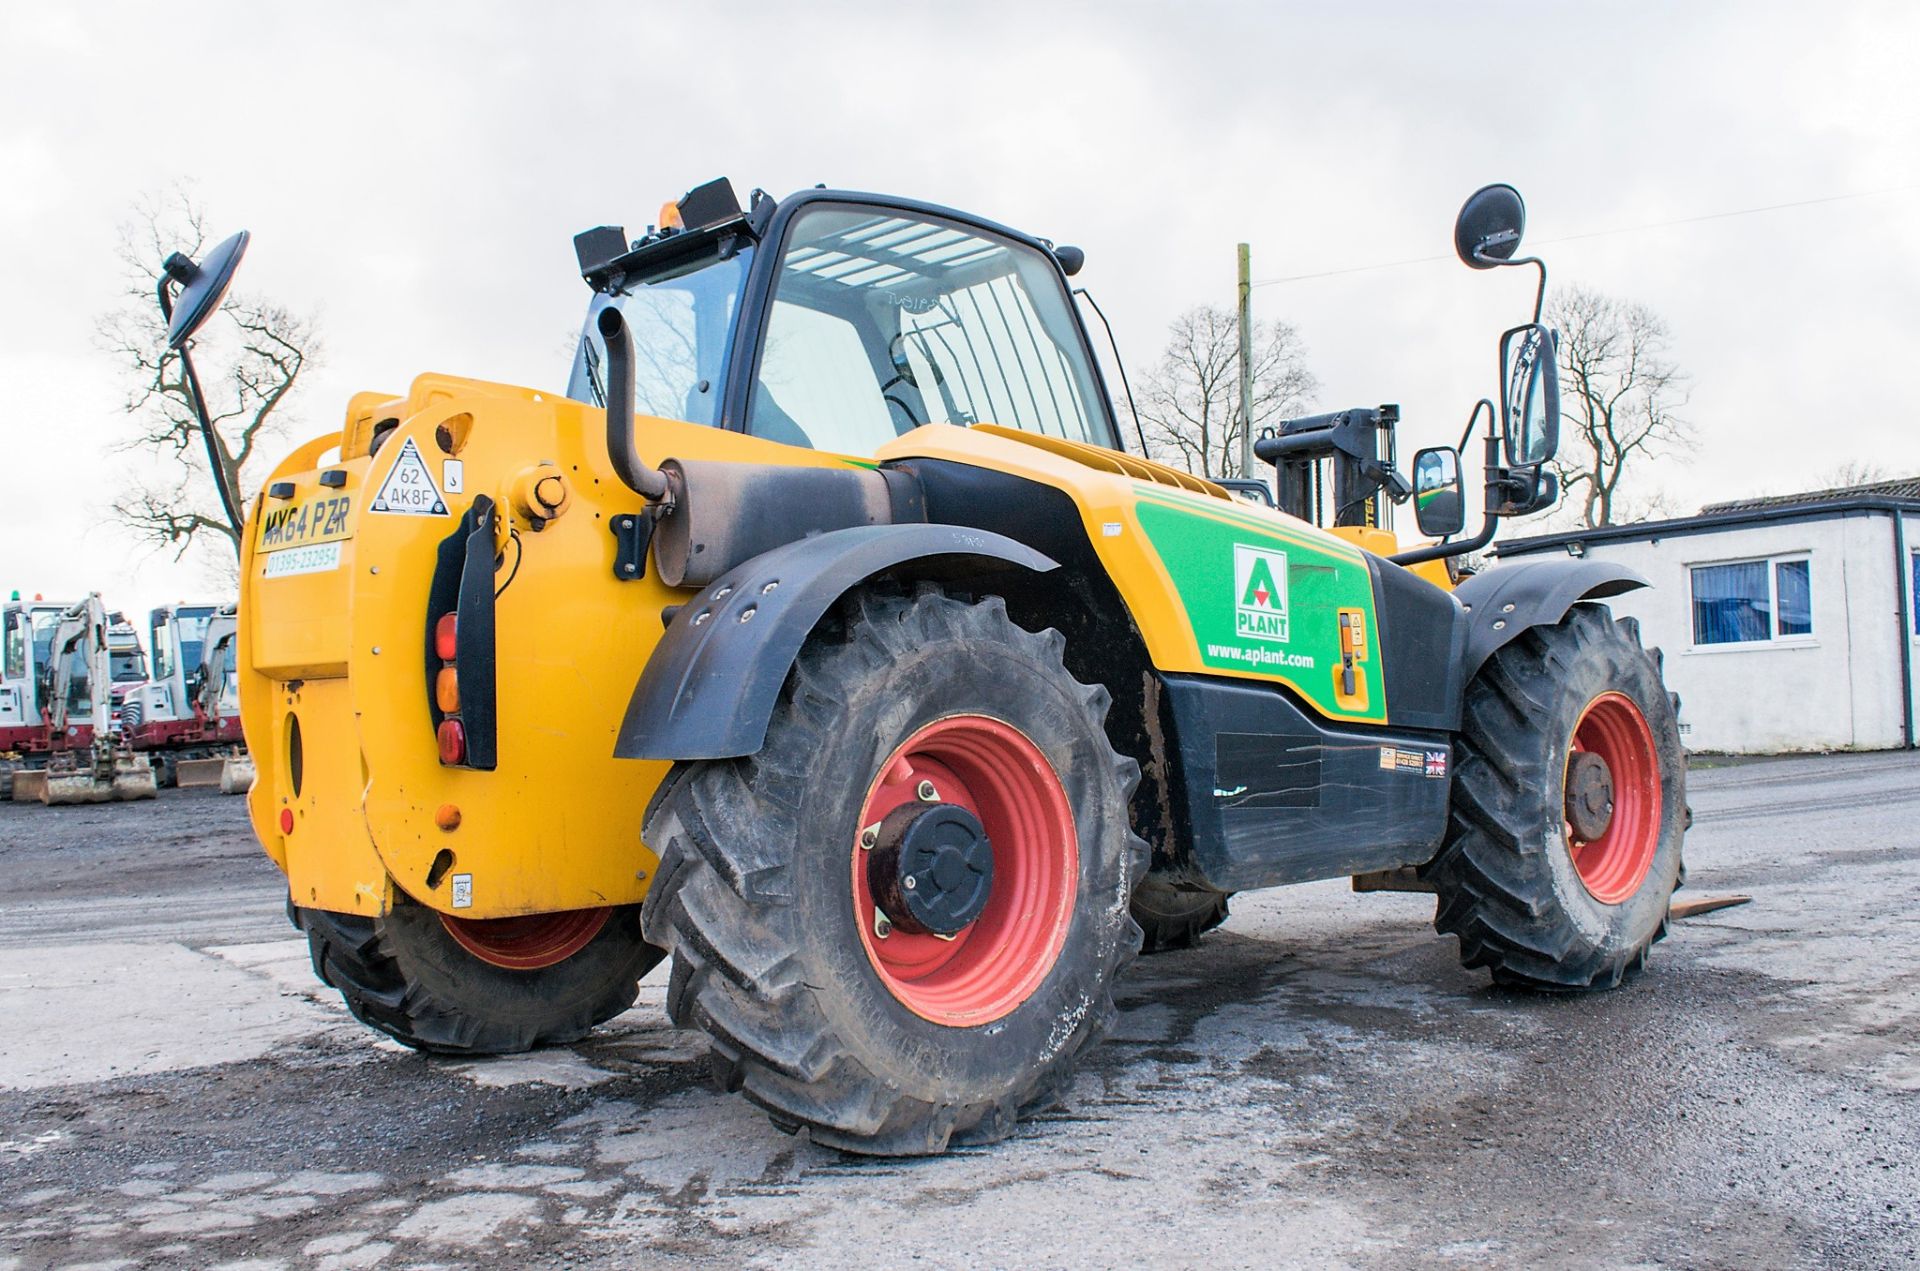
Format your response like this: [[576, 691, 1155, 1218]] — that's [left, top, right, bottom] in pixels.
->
[[434, 667, 461, 713], [434, 613, 458, 661], [437, 718, 467, 764]]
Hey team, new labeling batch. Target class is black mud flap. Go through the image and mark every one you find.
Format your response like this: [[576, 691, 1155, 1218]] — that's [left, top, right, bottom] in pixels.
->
[[615, 523, 1056, 761]]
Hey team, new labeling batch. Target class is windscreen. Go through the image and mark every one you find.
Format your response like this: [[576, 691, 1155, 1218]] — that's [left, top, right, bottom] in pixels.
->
[[746, 207, 1114, 455], [565, 244, 753, 426], [177, 607, 216, 677]]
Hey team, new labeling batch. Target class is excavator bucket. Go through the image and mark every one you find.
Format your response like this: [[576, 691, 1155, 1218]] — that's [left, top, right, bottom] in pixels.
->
[[113, 753, 159, 801], [39, 767, 112, 804], [218, 749, 255, 795], [176, 757, 226, 788], [37, 752, 157, 805]]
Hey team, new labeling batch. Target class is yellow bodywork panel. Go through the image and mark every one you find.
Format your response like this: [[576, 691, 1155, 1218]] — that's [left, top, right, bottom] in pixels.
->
[[241, 374, 861, 920], [1326, 525, 1457, 592], [875, 424, 1378, 701]]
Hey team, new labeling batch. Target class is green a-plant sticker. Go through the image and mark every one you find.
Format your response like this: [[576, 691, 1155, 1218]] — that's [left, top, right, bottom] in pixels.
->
[[1234, 543, 1289, 642]]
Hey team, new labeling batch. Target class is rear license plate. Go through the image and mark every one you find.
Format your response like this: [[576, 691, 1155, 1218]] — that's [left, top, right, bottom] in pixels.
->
[[257, 493, 355, 555]]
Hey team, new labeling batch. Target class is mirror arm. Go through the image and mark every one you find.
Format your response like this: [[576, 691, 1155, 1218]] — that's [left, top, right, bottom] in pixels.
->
[[157, 276, 247, 541], [1388, 431, 1501, 567], [1456, 397, 1494, 453], [1472, 247, 1548, 324]]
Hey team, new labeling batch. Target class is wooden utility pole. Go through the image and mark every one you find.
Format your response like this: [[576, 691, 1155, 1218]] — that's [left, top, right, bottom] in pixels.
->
[[1237, 243, 1254, 478]]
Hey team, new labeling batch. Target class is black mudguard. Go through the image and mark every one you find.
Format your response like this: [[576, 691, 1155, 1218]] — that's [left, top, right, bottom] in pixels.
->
[[615, 523, 1057, 761], [1456, 557, 1649, 679]]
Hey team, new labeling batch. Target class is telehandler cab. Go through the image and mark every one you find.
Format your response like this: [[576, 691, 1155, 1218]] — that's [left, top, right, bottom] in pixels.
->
[[166, 179, 1684, 1154]]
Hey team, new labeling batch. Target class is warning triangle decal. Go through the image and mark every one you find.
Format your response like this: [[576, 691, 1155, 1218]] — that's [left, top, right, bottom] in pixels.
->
[[368, 436, 449, 516]]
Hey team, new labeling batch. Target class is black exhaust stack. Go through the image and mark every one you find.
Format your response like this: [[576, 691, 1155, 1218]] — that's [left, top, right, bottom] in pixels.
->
[[597, 306, 670, 503]]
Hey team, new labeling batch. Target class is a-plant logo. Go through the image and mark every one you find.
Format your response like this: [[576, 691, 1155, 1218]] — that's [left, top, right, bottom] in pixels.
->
[[1233, 544, 1289, 642]]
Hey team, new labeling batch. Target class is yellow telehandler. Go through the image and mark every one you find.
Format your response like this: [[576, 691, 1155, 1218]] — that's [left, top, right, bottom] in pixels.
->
[[162, 180, 1684, 1153]]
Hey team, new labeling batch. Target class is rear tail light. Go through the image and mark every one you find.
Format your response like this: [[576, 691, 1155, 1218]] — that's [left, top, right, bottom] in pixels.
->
[[437, 719, 467, 764], [434, 667, 461, 713], [427, 497, 500, 771]]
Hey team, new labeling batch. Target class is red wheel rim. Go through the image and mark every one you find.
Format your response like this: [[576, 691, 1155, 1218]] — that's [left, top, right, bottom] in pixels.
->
[[852, 715, 1077, 1027], [1566, 692, 1662, 905], [441, 906, 612, 970]]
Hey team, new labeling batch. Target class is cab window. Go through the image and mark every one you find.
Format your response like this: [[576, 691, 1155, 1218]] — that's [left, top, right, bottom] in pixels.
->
[[151, 614, 175, 680], [3, 614, 23, 681], [747, 207, 1114, 454]]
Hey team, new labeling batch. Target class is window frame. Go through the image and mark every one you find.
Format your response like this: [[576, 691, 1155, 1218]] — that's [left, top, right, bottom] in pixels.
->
[[722, 193, 1123, 453], [3, 612, 24, 681], [1686, 552, 1816, 651], [1909, 548, 1918, 640]]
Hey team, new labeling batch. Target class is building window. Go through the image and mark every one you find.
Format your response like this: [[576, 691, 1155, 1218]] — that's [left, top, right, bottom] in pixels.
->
[[1690, 556, 1813, 646]]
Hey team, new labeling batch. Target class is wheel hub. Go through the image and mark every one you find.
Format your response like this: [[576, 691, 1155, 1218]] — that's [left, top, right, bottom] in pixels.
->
[[868, 802, 995, 936], [1564, 750, 1616, 841]]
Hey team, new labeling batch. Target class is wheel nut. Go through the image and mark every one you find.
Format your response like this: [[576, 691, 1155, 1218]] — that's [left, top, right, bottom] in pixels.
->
[[903, 875, 917, 890], [860, 824, 880, 850], [874, 911, 892, 939], [916, 780, 938, 802]]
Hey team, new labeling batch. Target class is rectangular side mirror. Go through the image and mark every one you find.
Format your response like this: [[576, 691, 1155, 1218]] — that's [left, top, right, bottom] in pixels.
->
[[1499, 322, 1560, 467], [1413, 446, 1466, 539]]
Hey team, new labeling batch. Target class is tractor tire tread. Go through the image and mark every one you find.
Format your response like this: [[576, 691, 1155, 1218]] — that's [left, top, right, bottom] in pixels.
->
[[295, 903, 656, 1055], [1130, 877, 1233, 953], [642, 587, 1145, 1155], [1421, 605, 1684, 992]]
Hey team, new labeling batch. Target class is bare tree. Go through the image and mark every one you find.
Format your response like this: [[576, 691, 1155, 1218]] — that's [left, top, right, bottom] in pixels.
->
[[1137, 305, 1316, 479], [1547, 285, 1689, 527], [1813, 459, 1890, 490], [98, 187, 319, 562]]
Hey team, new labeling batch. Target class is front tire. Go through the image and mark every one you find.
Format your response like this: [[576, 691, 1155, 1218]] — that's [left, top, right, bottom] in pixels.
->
[[642, 587, 1146, 1155], [1424, 604, 1685, 990], [296, 900, 662, 1054]]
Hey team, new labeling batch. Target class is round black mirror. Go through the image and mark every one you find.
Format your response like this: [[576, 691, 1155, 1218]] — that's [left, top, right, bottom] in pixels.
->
[[1453, 184, 1526, 270], [1500, 323, 1560, 467], [164, 230, 250, 350], [1412, 446, 1466, 539]]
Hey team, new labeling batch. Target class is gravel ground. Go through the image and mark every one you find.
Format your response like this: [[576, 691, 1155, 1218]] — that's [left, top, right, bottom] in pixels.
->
[[1, 752, 1916, 1269]]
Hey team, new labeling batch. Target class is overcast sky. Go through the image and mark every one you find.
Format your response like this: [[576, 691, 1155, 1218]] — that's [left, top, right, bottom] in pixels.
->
[[4, 0, 1917, 623]]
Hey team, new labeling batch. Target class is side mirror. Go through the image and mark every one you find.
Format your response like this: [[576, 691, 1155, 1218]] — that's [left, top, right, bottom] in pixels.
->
[[1454, 184, 1526, 269], [1500, 323, 1560, 467], [162, 230, 250, 350], [1412, 447, 1466, 539]]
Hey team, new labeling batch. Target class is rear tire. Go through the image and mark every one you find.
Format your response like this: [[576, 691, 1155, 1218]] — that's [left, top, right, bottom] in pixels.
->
[[1423, 604, 1685, 990], [1130, 877, 1232, 953], [295, 900, 662, 1054], [642, 587, 1146, 1155]]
